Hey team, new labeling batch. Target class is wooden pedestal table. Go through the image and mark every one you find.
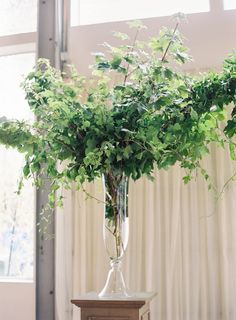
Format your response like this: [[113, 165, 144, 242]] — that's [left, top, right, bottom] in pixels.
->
[[71, 292, 157, 320]]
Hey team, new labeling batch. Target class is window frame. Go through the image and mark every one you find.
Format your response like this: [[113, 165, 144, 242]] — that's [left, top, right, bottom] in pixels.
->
[[0, 31, 37, 282], [70, 0, 228, 27]]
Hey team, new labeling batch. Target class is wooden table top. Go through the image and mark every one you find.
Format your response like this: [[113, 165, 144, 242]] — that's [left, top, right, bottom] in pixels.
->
[[71, 292, 157, 309]]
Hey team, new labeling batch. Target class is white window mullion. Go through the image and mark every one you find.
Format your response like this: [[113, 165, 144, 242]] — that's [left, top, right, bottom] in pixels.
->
[[0, 33, 36, 48], [209, 0, 224, 12], [0, 43, 35, 57]]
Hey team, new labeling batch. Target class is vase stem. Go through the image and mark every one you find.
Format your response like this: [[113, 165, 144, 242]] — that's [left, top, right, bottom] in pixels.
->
[[99, 172, 130, 298]]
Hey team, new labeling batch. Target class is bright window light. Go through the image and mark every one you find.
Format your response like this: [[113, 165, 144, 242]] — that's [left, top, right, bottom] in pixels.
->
[[0, 0, 37, 37], [0, 53, 35, 280], [224, 0, 236, 10], [71, 0, 210, 26]]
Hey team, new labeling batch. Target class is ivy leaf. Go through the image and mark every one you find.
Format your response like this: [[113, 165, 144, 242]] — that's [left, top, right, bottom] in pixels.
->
[[124, 145, 132, 158], [97, 61, 110, 70], [111, 56, 122, 69], [174, 50, 191, 64], [225, 120, 236, 138], [113, 32, 130, 40], [127, 20, 147, 30], [23, 162, 30, 177], [190, 108, 198, 121], [86, 138, 97, 153], [183, 175, 191, 184], [229, 141, 236, 160]]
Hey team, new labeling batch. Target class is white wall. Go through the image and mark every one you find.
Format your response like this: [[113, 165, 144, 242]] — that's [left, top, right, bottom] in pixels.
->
[[69, 10, 236, 74], [0, 281, 35, 320]]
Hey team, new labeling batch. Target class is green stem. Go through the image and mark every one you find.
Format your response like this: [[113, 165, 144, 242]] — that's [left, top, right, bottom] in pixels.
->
[[161, 22, 179, 62]]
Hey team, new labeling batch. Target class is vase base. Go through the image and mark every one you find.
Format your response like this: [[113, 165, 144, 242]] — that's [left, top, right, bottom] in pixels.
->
[[98, 289, 131, 299], [99, 259, 130, 299]]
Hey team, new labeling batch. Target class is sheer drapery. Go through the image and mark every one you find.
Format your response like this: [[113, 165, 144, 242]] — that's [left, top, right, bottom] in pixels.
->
[[56, 146, 236, 320]]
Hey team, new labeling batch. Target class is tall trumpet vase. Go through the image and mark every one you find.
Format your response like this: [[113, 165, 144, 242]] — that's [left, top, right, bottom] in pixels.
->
[[99, 171, 129, 298]]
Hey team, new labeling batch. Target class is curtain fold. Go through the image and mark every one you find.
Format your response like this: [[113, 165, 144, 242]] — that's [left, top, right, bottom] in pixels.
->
[[56, 146, 236, 320]]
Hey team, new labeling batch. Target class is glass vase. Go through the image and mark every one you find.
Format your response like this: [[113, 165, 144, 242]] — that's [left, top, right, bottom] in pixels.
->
[[99, 171, 130, 298]]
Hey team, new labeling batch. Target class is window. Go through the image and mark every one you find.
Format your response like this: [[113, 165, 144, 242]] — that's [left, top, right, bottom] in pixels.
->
[[0, 53, 35, 280], [0, 0, 37, 37], [224, 0, 236, 10], [71, 0, 210, 26], [0, 0, 37, 282]]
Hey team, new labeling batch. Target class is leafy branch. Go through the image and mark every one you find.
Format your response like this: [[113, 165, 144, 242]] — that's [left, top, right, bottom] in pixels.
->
[[0, 20, 235, 216], [161, 21, 179, 62]]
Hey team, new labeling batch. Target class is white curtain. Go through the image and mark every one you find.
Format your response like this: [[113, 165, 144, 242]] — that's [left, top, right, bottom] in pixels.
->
[[55, 145, 236, 320]]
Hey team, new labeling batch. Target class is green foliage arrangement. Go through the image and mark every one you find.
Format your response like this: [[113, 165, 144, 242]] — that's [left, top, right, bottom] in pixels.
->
[[0, 20, 236, 214]]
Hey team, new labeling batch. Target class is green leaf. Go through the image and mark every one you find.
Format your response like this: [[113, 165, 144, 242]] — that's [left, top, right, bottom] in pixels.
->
[[86, 138, 97, 153], [113, 32, 130, 40], [172, 123, 181, 131], [229, 141, 236, 160], [111, 56, 122, 69], [124, 145, 132, 158], [127, 20, 147, 30], [183, 175, 191, 184], [190, 108, 198, 121], [82, 120, 90, 129], [23, 163, 30, 177], [174, 50, 191, 64], [97, 61, 110, 70]]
